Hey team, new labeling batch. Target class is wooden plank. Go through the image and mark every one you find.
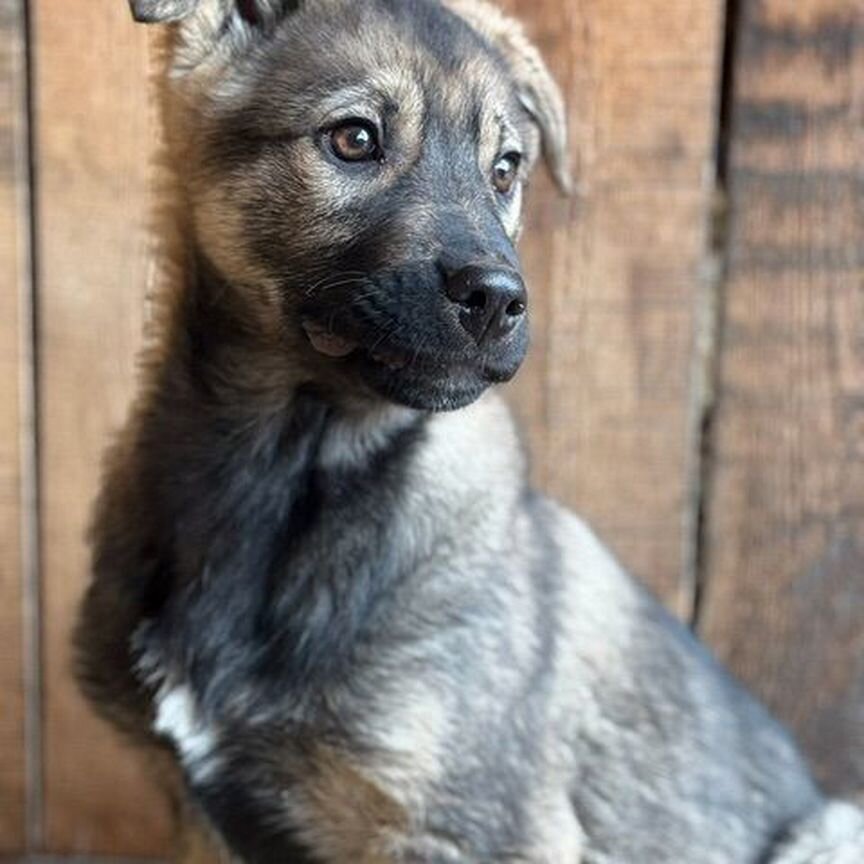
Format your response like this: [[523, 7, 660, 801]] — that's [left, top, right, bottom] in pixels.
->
[[0, 0, 31, 852], [503, 0, 725, 613], [701, 0, 864, 795], [33, 0, 172, 854]]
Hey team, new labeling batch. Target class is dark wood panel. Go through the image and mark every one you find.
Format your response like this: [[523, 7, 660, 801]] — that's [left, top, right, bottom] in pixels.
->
[[0, 0, 31, 852], [503, 0, 724, 614], [701, 0, 864, 795], [33, 0, 172, 854]]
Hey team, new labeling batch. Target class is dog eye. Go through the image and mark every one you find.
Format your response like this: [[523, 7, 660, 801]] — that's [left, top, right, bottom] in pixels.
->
[[328, 121, 381, 162], [492, 153, 521, 195]]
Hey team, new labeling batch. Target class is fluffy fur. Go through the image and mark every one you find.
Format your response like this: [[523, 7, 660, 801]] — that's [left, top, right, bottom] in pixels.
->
[[76, 1, 862, 861]]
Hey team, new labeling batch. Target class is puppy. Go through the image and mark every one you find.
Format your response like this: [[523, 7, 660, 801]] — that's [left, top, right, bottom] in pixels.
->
[[76, 0, 864, 861]]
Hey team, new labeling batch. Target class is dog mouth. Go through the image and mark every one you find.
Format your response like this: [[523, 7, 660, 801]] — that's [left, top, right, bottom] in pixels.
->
[[300, 312, 527, 411], [301, 320, 409, 370]]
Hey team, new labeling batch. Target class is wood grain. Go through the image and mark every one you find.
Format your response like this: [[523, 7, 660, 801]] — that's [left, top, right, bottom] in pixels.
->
[[33, 0, 172, 854], [503, 0, 724, 614], [701, 0, 864, 795], [0, 0, 30, 852]]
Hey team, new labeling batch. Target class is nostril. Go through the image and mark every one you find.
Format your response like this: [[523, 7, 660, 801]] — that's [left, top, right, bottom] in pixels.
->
[[444, 263, 526, 344], [465, 290, 487, 311]]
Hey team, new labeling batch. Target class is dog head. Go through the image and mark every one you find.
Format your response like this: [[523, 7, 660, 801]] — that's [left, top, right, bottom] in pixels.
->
[[136, 0, 569, 411]]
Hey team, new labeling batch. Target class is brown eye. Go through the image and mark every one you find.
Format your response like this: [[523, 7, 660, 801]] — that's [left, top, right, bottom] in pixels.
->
[[492, 153, 521, 195], [329, 121, 380, 162]]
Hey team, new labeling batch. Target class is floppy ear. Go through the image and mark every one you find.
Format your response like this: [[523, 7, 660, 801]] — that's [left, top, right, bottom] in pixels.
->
[[443, 0, 571, 193]]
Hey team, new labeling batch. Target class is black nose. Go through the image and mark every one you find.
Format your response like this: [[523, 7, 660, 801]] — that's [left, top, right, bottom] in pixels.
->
[[445, 265, 527, 345]]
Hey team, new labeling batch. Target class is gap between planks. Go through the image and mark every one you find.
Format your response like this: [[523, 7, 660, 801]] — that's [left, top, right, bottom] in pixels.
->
[[688, 0, 741, 629], [21, 0, 44, 849]]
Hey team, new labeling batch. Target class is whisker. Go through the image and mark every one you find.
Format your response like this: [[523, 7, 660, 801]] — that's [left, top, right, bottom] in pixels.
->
[[310, 277, 367, 297], [368, 317, 403, 353], [303, 270, 368, 297], [348, 288, 388, 306], [409, 333, 432, 370]]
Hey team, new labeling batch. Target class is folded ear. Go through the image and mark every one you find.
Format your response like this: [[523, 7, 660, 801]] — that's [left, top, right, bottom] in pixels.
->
[[128, 0, 292, 28], [443, 0, 571, 194], [128, 0, 201, 22], [128, 0, 299, 73]]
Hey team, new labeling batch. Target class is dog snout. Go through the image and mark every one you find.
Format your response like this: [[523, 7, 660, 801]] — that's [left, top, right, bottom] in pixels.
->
[[445, 265, 527, 346]]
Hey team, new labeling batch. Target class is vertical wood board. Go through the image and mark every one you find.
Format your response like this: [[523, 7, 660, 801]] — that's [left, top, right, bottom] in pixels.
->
[[701, 0, 864, 795], [503, 0, 724, 613], [0, 0, 31, 851], [34, 0, 172, 853]]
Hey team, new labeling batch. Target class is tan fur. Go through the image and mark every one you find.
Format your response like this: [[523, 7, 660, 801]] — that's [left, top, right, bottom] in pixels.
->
[[290, 747, 412, 862], [442, 0, 570, 191]]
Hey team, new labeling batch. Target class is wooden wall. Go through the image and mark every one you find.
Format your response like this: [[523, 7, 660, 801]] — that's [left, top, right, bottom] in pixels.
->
[[503, 0, 725, 614], [33, 0, 172, 852], [0, 0, 31, 852], [701, 0, 864, 796], [0, 0, 861, 856]]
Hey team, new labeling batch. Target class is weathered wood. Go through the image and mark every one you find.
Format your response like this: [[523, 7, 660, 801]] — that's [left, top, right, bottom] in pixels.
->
[[701, 0, 864, 795], [33, 0, 172, 854], [502, 0, 725, 613], [0, 0, 31, 852]]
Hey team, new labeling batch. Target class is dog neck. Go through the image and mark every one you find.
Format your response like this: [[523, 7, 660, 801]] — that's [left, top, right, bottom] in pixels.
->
[[133, 250, 430, 715]]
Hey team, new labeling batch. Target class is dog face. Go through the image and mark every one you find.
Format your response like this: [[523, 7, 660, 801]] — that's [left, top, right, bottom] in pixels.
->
[[139, 0, 568, 410]]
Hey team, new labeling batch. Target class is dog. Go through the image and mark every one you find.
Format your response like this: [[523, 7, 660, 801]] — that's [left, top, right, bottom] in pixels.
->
[[75, 0, 864, 861]]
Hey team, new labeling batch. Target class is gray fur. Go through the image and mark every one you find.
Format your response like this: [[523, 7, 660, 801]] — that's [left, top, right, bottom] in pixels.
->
[[76, 1, 863, 861]]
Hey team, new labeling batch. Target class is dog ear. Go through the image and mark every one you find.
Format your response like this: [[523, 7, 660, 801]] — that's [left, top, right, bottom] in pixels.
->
[[128, 0, 300, 71], [128, 0, 294, 27], [444, 0, 571, 194], [128, 0, 199, 22]]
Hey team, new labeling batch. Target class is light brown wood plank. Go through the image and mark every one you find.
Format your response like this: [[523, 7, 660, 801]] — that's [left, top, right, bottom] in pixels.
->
[[701, 0, 864, 795], [0, 0, 31, 852], [33, 0, 172, 854], [503, 0, 725, 612]]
